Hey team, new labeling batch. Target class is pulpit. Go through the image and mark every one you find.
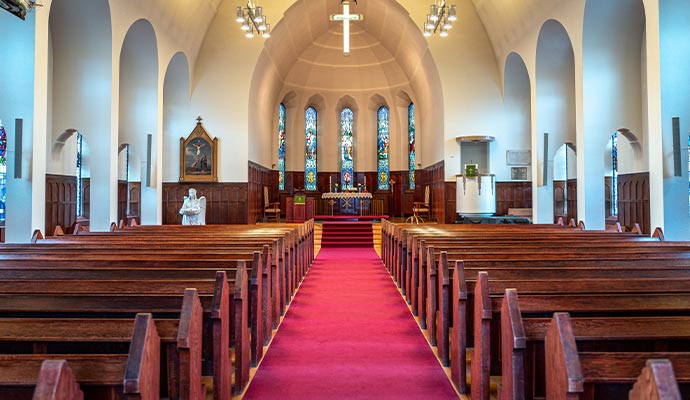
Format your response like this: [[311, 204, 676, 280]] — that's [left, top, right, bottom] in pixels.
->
[[286, 195, 314, 223]]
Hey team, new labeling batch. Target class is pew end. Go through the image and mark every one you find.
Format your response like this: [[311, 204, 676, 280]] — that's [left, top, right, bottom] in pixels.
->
[[545, 313, 583, 399], [501, 289, 526, 400], [653, 227, 665, 241], [31, 229, 44, 243], [123, 313, 161, 400], [177, 289, 204, 400], [629, 359, 681, 400], [211, 271, 231, 400], [32, 360, 84, 400]]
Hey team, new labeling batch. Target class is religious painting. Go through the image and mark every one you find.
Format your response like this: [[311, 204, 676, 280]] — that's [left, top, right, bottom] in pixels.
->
[[179, 117, 218, 182]]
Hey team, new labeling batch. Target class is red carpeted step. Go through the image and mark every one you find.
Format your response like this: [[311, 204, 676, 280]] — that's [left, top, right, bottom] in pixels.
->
[[321, 221, 374, 247], [243, 247, 457, 399]]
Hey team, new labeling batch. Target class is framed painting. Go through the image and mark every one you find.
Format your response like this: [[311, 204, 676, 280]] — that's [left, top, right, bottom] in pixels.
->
[[180, 117, 218, 182]]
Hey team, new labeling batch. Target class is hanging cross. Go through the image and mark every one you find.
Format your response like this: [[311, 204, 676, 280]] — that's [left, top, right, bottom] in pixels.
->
[[330, 0, 363, 56]]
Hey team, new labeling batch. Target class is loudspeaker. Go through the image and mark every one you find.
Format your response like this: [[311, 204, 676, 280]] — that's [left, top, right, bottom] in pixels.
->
[[542, 133, 549, 184], [672, 117, 681, 177], [146, 134, 152, 187], [14, 118, 22, 179]]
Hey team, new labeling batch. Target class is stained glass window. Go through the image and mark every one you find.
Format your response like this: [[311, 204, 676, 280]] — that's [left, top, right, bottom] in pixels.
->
[[340, 108, 354, 190], [377, 106, 390, 190], [611, 131, 618, 216], [408, 103, 416, 190], [305, 107, 317, 191], [277, 103, 286, 191], [0, 121, 6, 223], [76, 133, 83, 217]]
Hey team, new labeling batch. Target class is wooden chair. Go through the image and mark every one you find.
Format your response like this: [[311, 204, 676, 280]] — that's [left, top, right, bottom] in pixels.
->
[[263, 186, 280, 222], [410, 185, 430, 223]]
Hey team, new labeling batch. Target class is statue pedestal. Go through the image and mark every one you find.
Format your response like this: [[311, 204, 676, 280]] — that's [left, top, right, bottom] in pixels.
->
[[456, 174, 496, 217]]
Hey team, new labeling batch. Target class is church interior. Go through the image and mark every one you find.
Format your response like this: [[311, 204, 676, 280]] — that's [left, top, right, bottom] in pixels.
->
[[0, 0, 690, 398]]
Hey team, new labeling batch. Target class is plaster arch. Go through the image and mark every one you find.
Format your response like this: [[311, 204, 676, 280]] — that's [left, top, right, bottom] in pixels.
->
[[534, 19, 576, 223], [501, 52, 532, 182], [248, 0, 443, 171], [163, 51, 192, 182], [579, 0, 646, 230], [119, 18, 159, 224]]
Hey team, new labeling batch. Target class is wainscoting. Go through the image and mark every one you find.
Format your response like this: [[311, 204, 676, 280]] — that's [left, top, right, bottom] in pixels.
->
[[162, 182, 248, 224], [617, 172, 650, 234]]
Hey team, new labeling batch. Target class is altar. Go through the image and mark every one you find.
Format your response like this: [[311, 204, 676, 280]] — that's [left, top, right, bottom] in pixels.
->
[[322, 192, 373, 215]]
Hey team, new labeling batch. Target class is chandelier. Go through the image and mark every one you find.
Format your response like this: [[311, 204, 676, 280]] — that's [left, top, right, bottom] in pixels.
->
[[423, 0, 456, 37], [235, 0, 270, 38]]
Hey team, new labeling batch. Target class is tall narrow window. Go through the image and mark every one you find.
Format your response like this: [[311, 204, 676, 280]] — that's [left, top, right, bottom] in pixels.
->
[[377, 106, 390, 190], [408, 103, 416, 190], [277, 103, 286, 191], [611, 131, 618, 216], [305, 106, 317, 191], [76, 133, 83, 217], [340, 108, 354, 190], [0, 121, 7, 224]]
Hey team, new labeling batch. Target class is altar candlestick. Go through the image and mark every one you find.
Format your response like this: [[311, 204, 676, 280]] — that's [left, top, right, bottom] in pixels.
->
[[364, 176, 367, 187]]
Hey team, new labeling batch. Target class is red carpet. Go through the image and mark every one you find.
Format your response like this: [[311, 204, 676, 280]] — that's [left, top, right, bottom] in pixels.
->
[[243, 247, 457, 399]]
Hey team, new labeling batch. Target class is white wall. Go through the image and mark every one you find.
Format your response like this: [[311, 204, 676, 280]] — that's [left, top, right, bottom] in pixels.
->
[[658, 0, 690, 239], [501, 52, 532, 181], [0, 10, 37, 242], [162, 52, 192, 182], [534, 19, 576, 223]]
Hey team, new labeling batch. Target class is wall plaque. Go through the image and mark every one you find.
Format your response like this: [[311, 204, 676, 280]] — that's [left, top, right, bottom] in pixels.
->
[[506, 149, 531, 166]]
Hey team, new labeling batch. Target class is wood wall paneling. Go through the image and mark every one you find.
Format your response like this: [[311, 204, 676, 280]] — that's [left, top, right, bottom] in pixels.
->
[[45, 174, 77, 236], [248, 161, 275, 223], [553, 180, 578, 224], [617, 172, 650, 234], [162, 182, 248, 225], [415, 161, 445, 223], [495, 182, 533, 216], [118, 181, 141, 225]]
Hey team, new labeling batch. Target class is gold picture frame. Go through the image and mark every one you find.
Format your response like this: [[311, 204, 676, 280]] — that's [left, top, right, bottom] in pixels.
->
[[179, 117, 218, 182]]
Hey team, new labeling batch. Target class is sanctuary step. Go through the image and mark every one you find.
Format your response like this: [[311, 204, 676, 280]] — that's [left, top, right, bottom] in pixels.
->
[[320, 221, 373, 247]]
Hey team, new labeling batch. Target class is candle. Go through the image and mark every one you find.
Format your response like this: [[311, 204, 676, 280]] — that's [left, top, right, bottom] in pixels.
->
[[364, 176, 367, 186], [329, 176, 332, 185]]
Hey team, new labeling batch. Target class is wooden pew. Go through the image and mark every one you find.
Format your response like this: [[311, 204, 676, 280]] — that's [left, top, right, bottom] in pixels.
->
[[501, 289, 690, 400], [546, 313, 690, 399], [0, 271, 239, 397], [33, 360, 83, 400], [0, 288, 203, 399], [0, 313, 160, 400], [0, 249, 269, 371], [629, 360, 682, 400]]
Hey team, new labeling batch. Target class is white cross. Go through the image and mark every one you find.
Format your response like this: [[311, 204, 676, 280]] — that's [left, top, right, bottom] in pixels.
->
[[330, 0, 363, 56]]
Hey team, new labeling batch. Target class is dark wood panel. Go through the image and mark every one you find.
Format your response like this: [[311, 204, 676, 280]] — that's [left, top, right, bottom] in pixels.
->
[[554, 180, 577, 224], [445, 181, 457, 223], [45, 174, 78, 236], [117, 181, 141, 225], [415, 161, 445, 223], [617, 172, 650, 234], [495, 181, 532, 216], [248, 161, 274, 223], [162, 182, 248, 225]]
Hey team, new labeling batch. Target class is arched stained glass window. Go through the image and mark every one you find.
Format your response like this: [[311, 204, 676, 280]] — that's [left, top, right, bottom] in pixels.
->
[[76, 133, 83, 217], [377, 106, 390, 190], [408, 103, 416, 190], [340, 108, 354, 190], [0, 121, 6, 223], [277, 103, 286, 191], [611, 131, 618, 216], [305, 106, 317, 191]]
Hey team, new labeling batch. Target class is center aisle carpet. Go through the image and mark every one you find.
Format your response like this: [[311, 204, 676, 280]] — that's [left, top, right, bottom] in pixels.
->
[[243, 247, 458, 399]]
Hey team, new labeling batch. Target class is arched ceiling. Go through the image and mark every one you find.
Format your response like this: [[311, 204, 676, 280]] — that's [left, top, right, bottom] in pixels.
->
[[146, 0, 569, 69]]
